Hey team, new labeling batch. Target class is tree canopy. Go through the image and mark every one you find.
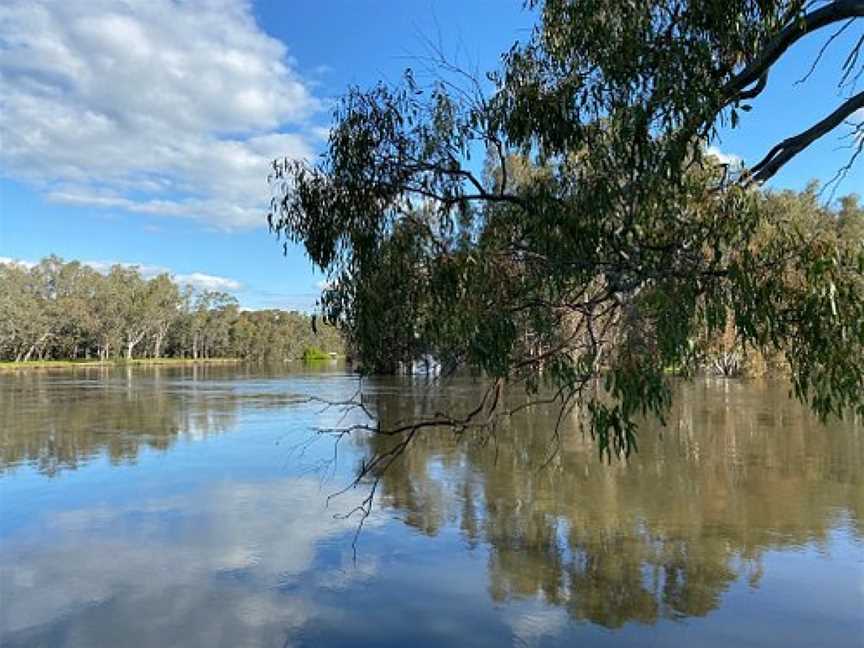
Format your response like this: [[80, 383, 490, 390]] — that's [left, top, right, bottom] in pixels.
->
[[269, 0, 864, 459], [0, 257, 343, 363]]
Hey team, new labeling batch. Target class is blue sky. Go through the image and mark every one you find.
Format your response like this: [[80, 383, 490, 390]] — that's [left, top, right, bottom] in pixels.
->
[[1, 1, 861, 311]]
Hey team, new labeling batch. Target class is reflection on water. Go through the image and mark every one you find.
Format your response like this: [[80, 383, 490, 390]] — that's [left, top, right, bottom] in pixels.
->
[[2, 478, 372, 647], [364, 379, 863, 631], [0, 364, 332, 476], [0, 368, 861, 647]]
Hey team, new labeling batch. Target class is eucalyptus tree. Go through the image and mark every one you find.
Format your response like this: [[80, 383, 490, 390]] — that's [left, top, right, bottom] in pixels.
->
[[203, 291, 239, 358], [91, 270, 124, 361], [47, 260, 101, 359], [0, 257, 341, 362], [189, 290, 212, 360], [147, 274, 182, 358], [16, 257, 67, 361], [270, 0, 864, 462], [3, 256, 98, 361], [838, 194, 864, 242], [105, 266, 153, 360], [92, 267, 178, 360], [188, 291, 239, 359], [0, 262, 32, 361]]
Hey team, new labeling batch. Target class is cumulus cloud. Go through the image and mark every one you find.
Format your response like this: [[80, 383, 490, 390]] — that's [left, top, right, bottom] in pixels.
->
[[174, 271, 242, 292], [0, 0, 322, 229]]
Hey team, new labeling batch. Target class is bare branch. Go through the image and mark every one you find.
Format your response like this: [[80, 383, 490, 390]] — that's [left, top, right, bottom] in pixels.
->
[[840, 32, 864, 87], [795, 18, 857, 85], [746, 89, 864, 184], [822, 122, 864, 196]]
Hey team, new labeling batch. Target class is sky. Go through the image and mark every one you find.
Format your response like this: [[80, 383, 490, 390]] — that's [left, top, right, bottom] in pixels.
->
[[0, 1, 861, 311]]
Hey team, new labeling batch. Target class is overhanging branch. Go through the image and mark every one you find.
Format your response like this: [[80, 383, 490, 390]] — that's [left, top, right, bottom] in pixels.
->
[[746, 90, 864, 184], [724, 0, 864, 101]]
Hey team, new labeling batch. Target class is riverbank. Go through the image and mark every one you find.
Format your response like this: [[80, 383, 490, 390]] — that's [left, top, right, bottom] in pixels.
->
[[0, 358, 244, 372]]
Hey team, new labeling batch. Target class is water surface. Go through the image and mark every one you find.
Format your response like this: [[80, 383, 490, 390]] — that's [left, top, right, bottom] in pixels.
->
[[1, 365, 861, 647]]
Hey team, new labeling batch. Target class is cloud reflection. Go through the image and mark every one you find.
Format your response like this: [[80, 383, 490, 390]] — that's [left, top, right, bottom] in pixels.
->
[[0, 477, 377, 647]]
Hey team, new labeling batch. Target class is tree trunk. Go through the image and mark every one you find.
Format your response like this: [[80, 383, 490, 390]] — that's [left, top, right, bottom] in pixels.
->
[[125, 329, 149, 360], [23, 333, 51, 362], [153, 323, 169, 358]]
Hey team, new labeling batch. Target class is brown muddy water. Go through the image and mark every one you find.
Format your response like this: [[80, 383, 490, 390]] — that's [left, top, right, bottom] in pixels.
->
[[0, 365, 861, 647]]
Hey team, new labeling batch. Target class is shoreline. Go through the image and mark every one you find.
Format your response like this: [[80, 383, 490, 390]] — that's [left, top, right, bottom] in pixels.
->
[[0, 358, 244, 372]]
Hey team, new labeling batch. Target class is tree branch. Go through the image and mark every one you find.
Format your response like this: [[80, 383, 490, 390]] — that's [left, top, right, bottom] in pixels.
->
[[795, 18, 857, 85], [745, 90, 864, 184], [724, 0, 864, 100]]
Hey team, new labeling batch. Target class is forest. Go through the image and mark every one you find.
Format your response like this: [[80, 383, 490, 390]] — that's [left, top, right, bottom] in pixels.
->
[[0, 256, 343, 363], [695, 186, 863, 377]]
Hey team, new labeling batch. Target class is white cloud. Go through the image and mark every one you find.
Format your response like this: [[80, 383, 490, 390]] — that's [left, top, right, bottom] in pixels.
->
[[0, 256, 36, 269], [175, 271, 242, 292], [706, 145, 744, 169], [240, 287, 320, 312], [85, 261, 244, 292], [0, 0, 322, 229], [82, 259, 170, 278]]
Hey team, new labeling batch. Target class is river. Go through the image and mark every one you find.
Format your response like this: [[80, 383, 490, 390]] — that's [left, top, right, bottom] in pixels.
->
[[0, 365, 861, 647]]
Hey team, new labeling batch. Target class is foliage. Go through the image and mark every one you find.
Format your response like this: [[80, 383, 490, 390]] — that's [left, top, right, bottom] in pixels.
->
[[0, 257, 343, 363], [269, 0, 864, 458], [696, 187, 864, 379], [302, 346, 333, 361]]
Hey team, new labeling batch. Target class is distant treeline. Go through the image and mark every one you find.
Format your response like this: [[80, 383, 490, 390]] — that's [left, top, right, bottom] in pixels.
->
[[696, 189, 863, 378], [0, 256, 343, 362]]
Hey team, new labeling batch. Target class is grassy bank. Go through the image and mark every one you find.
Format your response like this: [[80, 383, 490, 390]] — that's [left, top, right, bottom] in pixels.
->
[[0, 358, 243, 372]]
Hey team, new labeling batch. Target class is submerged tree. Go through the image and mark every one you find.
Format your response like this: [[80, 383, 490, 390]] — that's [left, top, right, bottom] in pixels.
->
[[270, 1, 864, 462]]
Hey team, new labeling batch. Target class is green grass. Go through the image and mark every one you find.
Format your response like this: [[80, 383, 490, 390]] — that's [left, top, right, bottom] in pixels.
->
[[0, 358, 242, 371]]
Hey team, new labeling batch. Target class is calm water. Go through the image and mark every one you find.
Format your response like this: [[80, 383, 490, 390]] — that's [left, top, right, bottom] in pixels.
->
[[0, 365, 861, 647]]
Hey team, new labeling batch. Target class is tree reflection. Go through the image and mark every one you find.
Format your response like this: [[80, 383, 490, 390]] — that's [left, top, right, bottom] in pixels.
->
[[0, 365, 299, 476], [360, 378, 863, 628]]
